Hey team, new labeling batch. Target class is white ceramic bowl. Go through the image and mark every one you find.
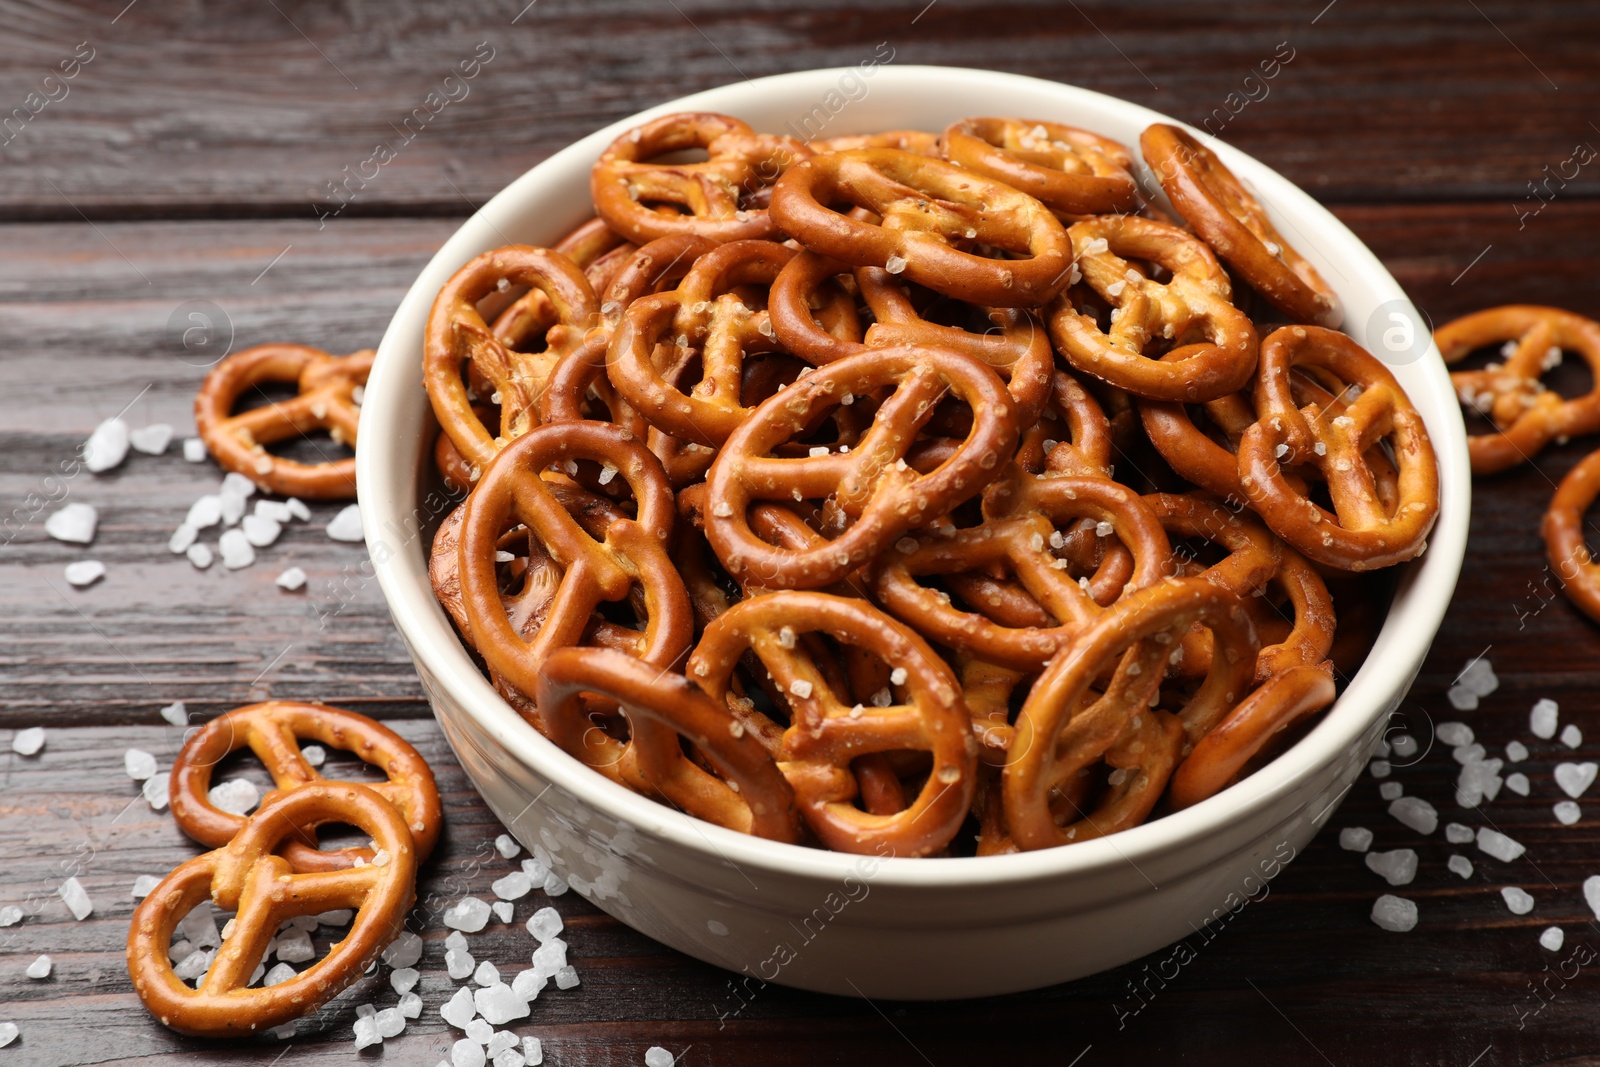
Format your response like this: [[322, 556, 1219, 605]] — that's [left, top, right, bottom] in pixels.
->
[[358, 65, 1469, 999]]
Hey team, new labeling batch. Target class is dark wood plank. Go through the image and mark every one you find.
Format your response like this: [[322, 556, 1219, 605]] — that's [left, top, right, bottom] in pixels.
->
[[1, 0, 1597, 219]]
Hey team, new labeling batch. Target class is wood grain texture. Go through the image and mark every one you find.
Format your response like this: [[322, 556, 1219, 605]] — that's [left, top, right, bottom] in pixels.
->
[[0, 0, 1596, 218], [4, 3, 1600, 1063]]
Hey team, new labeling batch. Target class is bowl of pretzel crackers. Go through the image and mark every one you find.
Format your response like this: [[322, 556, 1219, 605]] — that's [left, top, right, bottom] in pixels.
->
[[358, 65, 1469, 998]]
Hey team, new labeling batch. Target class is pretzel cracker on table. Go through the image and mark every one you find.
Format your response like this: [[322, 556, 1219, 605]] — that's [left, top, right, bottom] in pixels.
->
[[420, 109, 1441, 858]]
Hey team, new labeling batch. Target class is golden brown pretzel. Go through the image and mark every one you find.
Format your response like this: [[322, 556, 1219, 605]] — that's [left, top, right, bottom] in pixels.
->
[[874, 472, 1173, 671], [127, 783, 416, 1037], [1167, 662, 1335, 809], [1140, 123, 1340, 328], [815, 129, 941, 156], [688, 591, 977, 856], [705, 345, 1019, 589], [942, 117, 1138, 215], [486, 217, 633, 346], [606, 239, 798, 446], [1437, 305, 1600, 474], [169, 702, 441, 871], [458, 420, 693, 737], [1543, 446, 1600, 623], [194, 344, 372, 499], [591, 111, 809, 244], [769, 148, 1074, 308], [1238, 326, 1438, 571], [423, 245, 600, 474], [535, 645, 801, 841], [1003, 577, 1258, 850], [1047, 213, 1258, 402]]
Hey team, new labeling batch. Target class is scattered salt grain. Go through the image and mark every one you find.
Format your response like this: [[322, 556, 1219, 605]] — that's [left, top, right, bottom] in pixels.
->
[[242, 513, 282, 547], [543, 871, 569, 897], [444, 896, 492, 933], [1506, 740, 1529, 762], [64, 560, 106, 588], [182, 437, 207, 462], [187, 495, 223, 529], [1555, 801, 1582, 825], [58, 877, 93, 920], [493, 871, 532, 901], [0, 907, 19, 927], [186, 543, 214, 569], [1531, 699, 1559, 739], [381, 930, 422, 968], [475, 982, 530, 1025], [1339, 827, 1373, 852], [1369, 759, 1391, 778], [218, 528, 255, 569], [173, 949, 210, 981], [494, 1049, 525, 1067], [326, 504, 364, 542], [1436, 722, 1475, 747], [1457, 657, 1499, 697], [128, 423, 173, 455], [441, 986, 478, 1029], [275, 928, 314, 962], [1501, 886, 1535, 914], [45, 503, 97, 544], [143, 771, 171, 810], [353, 1014, 382, 1051], [1446, 686, 1478, 711], [270, 566, 306, 592], [489, 1032, 519, 1058], [646, 1048, 675, 1067], [1452, 743, 1486, 765], [208, 778, 260, 815], [475, 960, 500, 987], [374, 1007, 406, 1039], [1506, 773, 1530, 796], [391, 966, 419, 995], [554, 965, 580, 989], [1379, 782, 1403, 801], [1365, 849, 1418, 886], [531, 938, 567, 978], [263, 961, 296, 986], [524, 1038, 544, 1065], [526, 907, 563, 942], [168, 523, 198, 553], [1391, 734, 1419, 758], [25, 954, 51, 979], [1555, 762, 1597, 799], [131, 874, 160, 898], [13, 727, 45, 756], [1541, 927, 1565, 951], [300, 744, 325, 768], [1371, 894, 1418, 932], [160, 701, 187, 726], [1477, 827, 1526, 862], [455, 1038, 489, 1067], [492, 901, 514, 924], [284, 497, 310, 522], [496, 834, 522, 859], [219, 489, 246, 527], [399, 991, 422, 1018], [447, 947, 476, 979], [466, 1019, 494, 1045], [512, 967, 545, 1001], [883, 254, 908, 274], [84, 418, 130, 472], [316, 909, 353, 925], [1562, 724, 1583, 749], [0, 1023, 17, 1047], [1448, 854, 1473, 879], [1389, 796, 1438, 835], [124, 748, 157, 780]]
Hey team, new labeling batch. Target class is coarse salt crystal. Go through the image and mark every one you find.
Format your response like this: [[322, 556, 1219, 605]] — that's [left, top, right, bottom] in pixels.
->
[[169, 523, 198, 553], [186, 543, 214, 570], [1453, 743, 1486, 765], [25, 954, 51, 979], [1505, 773, 1530, 796], [495, 834, 521, 859], [492, 901, 514, 924], [441, 986, 477, 1029], [543, 871, 569, 897], [890, 667, 908, 686], [444, 896, 492, 933], [1379, 782, 1403, 801], [1457, 657, 1498, 697], [524, 1038, 543, 1065], [45, 503, 97, 544], [275, 928, 314, 963], [84, 418, 130, 473], [466, 1019, 494, 1045], [883, 254, 908, 274], [554, 965, 579, 989], [209, 778, 260, 815], [1370, 894, 1417, 932], [124, 748, 157, 780], [475, 982, 529, 1025], [12, 727, 44, 756], [1531, 699, 1559, 739], [129, 423, 172, 455], [143, 771, 171, 810], [1506, 740, 1529, 762], [474, 960, 501, 987], [0, 906, 21, 926], [1555, 801, 1582, 825], [1369, 759, 1391, 778], [1447, 854, 1473, 879], [493, 871, 532, 901], [1389, 796, 1437, 834], [218, 529, 255, 569], [182, 437, 207, 462], [1541, 927, 1565, 951], [160, 701, 187, 726], [1338, 827, 1372, 852], [1555, 762, 1598, 798], [187, 495, 223, 529], [353, 1014, 382, 1051], [390, 966, 420, 995], [276, 566, 307, 591], [59, 876, 92, 920], [65, 560, 106, 587], [326, 504, 364, 542], [1561, 724, 1583, 749], [242, 513, 282, 547], [1436, 722, 1474, 746], [1501, 886, 1535, 914], [1365, 849, 1418, 886], [526, 906, 563, 942], [1477, 827, 1525, 861], [131, 874, 160, 899], [454, 1038, 488, 1067], [789, 679, 813, 699], [447, 949, 474, 979], [0, 1024, 15, 1049], [646, 1049, 675, 1067], [399, 991, 422, 1018], [1446, 685, 1478, 711]]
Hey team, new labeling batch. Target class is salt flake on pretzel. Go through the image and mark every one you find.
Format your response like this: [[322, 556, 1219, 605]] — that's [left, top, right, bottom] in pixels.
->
[[194, 344, 372, 499], [705, 344, 1019, 589], [769, 148, 1075, 308]]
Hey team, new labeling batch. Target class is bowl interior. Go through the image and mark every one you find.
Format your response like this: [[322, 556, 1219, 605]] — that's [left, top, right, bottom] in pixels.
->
[[357, 65, 1469, 888]]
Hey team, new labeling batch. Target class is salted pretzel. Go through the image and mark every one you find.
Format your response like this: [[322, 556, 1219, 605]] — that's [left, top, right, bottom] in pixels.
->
[[1437, 305, 1600, 474], [169, 702, 441, 871], [1238, 326, 1438, 571], [424, 245, 600, 475], [1145, 492, 1335, 682], [591, 112, 809, 244], [194, 344, 372, 499], [874, 471, 1173, 671], [127, 783, 416, 1037], [607, 239, 803, 446], [705, 345, 1018, 589], [1543, 446, 1600, 623], [1047, 214, 1258, 402], [459, 420, 693, 741], [1003, 577, 1258, 850], [769, 148, 1074, 308], [486, 217, 633, 347], [535, 645, 800, 840], [816, 130, 941, 156], [1141, 124, 1340, 328], [688, 591, 977, 856], [1168, 662, 1336, 809], [942, 117, 1138, 216]]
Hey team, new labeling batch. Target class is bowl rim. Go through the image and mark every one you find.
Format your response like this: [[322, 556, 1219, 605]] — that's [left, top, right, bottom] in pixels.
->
[[358, 63, 1470, 890]]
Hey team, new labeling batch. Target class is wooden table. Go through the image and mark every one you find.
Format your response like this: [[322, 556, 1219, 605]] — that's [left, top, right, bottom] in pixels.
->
[[3, 2, 1598, 1063]]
